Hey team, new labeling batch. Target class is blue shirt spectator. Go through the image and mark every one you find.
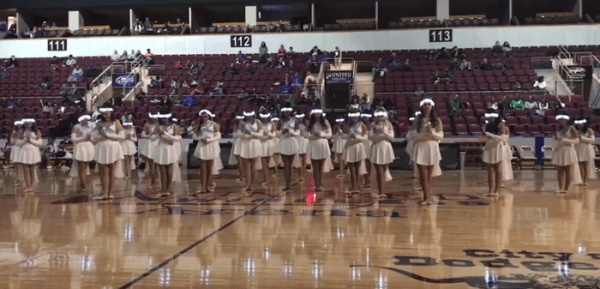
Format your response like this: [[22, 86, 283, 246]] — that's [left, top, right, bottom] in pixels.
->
[[236, 51, 245, 62], [0, 69, 10, 79], [291, 73, 302, 86], [182, 96, 198, 107], [288, 47, 295, 59], [280, 81, 292, 93]]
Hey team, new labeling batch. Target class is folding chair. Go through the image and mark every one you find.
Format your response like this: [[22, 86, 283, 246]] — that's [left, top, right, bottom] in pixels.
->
[[519, 146, 537, 169], [541, 146, 555, 169]]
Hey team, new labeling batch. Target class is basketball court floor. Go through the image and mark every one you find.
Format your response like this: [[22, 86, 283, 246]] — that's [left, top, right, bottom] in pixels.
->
[[0, 167, 599, 288]]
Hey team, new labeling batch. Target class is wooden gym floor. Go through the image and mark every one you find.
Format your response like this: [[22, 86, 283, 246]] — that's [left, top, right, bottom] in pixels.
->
[[0, 167, 599, 288]]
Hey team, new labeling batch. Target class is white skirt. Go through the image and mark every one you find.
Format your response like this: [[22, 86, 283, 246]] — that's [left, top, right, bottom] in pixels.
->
[[332, 137, 346, 154], [120, 140, 137, 156], [369, 141, 395, 165], [297, 137, 308, 154], [413, 140, 442, 166], [20, 144, 41, 165], [74, 141, 95, 162], [10, 146, 21, 163], [482, 142, 504, 164], [233, 137, 243, 156], [501, 144, 514, 181], [576, 143, 594, 162], [276, 136, 299, 156], [307, 139, 330, 160], [240, 138, 262, 159], [261, 139, 276, 157], [194, 140, 221, 160], [552, 145, 579, 166], [139, 138, 155, 158], [153, 142, 179, 165], [95, 140, 124, 164], [344, 141, 366, 163]]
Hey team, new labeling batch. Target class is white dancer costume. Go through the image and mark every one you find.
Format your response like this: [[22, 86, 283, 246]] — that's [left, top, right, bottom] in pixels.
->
[[240, 118, 263, 159], [276, 118, 300, 156], [296, 117, 309, 155], [139, 118, 158, 158], [343, 122, 367, 163], [10, 124, 23, 164], [331, 122, 347, 155], [69, 117, 95, 177], [576, 127, 597, 179], [18, 129, 42, 165], [153, 121, 182, 182], [482, 130, 508, 164], [93, 121, 125, 165], [369, 120, 395, 165], [500, 130, 514, 181], [228, 116, 245, 165], [193, 119, 224, 174], [552, 125, 583, 185], [307, 121, 332, 160], [260, 119, 277, 158], [412, 117, 443, 177], [120, 126, 138, 156]]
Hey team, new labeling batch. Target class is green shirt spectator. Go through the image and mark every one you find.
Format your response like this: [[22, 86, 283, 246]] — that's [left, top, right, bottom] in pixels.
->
[[511, 99, 524, 110]]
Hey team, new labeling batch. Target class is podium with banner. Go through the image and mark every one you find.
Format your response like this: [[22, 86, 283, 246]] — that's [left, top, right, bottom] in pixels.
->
[[324, 71, 353, 109]]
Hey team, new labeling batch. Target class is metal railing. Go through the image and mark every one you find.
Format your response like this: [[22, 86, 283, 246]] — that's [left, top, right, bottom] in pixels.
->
[[89, 57, 145, 110]]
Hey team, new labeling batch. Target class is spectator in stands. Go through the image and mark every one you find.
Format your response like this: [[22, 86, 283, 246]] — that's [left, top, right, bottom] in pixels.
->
[[50, 22, 57, 28], [223, 63, 239, 75], [144, 17, 153, 34], [275, 56, 286, 69], [159, 23, 172, 35], [189, 61, 203, 75], [280, 80, 292, 94], [42, 102, 54, 113], [291, 72, 302, 86], [288, 46, 295, 59], [492, 41, 503, 53], [533, 76, 546, 90], [499, 96, 512, 114], [111, 50, 121, 61], [447, 94, 463, 117], [34, 77, 52, 90], [414, 86, 426, 99], [149, 75, 163, 89], [552, 95, 565, 109], [182, 95, 198, 107], [334, 46, 342, 68], [61, 95, 72, 112], [189, 76, 200, 87], [0, 68, 10, 79], [348, 95, 361, 111], [132, 18, 143, 34], [460, 59, 472, 71], [2, 56, 17, 68], [212, 82, 226, 96], [502, 42, 512, 56], [191, 81, 208, 96], [73, 95, 84, 109], [308, 55, 320, 73], [59, 83, 71, 96], [6, 96, 19, 109], [360, 94, 371, 111], [309, 46, 322, 57], [388, 53, 401, 70], [119, 50, 129, 61], [511, 98, 524, 110], [449, 58, 460, 71], [68, 65, 84, 82], [175, 61, 183, 69], [144, 49, 155, 65], [479, 58, 492, 70], [524, 95, 538, 110], [84, 65, 99, 80], [161, 94, 174, 109], [245, 63, 256, 75], [171, 76, 181, 89], [278, 45, 287, 58], [64, 55, 77, 66], [259, 42, 268, 63], [435, 47, 450, 60], [181, 80, 189, 89], [236, 51, 245, 63], [432, 70, 453, 84], [450, 46, 464, 59], [512, 82, 522, 90]]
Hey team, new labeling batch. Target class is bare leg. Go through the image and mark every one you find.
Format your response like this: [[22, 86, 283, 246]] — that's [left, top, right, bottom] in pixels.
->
[[494, 163, 502, 194], [348, 162, 358, 192], [197, 159, 206, 193], [78, 161, 88, 192], [579, 162, 587, 185], [564, 164, 572, 192], [205, 160, 214, 192], [313, 159, 324, 191], [261, 157, 270, 185], [273, 154, 279, 176], [375, 164, 385, 197], [426, 165, 434, 201], [486, 163, 494, 195], [282, 155, 293, 190], [337, 154, 345, 176], [235, 155, 244, 181], [166, 163, 174, 193], [364, 159, 372, 187], [298, 154, 307, 181], [417, 164, 430, 203], [99, 164, 109, 197], [23, 165, 32, 191], [159, 165, 168, 194], [148, 158, 158, 188], [15, 163, 22, 186], [123, 155, 132, 179], [556, 166, 565, 193], [107, 162, 116, 198], [243, 158, 255, 191]]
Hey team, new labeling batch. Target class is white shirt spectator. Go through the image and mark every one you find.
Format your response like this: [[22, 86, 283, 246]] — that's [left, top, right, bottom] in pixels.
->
[[524, 101, 538, 110], [111, 50, 120, 61], [65, 57, 77, 66], [533, 80, 546, 90]]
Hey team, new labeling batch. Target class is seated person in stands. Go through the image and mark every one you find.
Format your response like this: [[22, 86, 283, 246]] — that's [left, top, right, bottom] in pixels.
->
[[511, 98, 524, 110], [448, 58, 460, 71], [414, 86, 426, 99], [171, 76, 181, 89], [280, 80, 292, 93], [425, 50, 437, 60], [492, 41, 503, 53], [499, 96, 512, 114], [524, 95, 539, 110], [64, 55, 77, 66], [512, 82, 522, 90], [73, 95, 85, 108], [133, 18, 144, 34], [144, 17, 154, 34], [175, 61, 183, 69], [191, 81, 208, 96], [278, 45, 287, 58], [361, 94, 371, 111], [309, 46, 322, 57], [479, 58, 492, 70], [50, 56, 63, 67], [275, 56, 286, 69], [67, 65, 84, 82], [460, 59, 472, 71], [244, 63, 256, 75], [447, 94, 463, 117], [288, 47, 296, 59], [388, 53, 401, 69], [150, 75, 164, 88], [57, 137, 73, 168], [34, 77, 52, 90], [181, 80, 189, 89], [503, 42, 512, 56], [435, 47, 450, 60], [6, 96, 21, 108], [111, 50, 121, 61], [2, 56, 18, 68], [236, 51, 246, 63], [487, 101, 499, 110], [223, 63, 239, 75], [0, 68, 10, 79], [291, 72, 302, 86], [59, 83, 71, 96], [212, 82, 226, 96], [307, 56, 320, 73], [159, 23, 172, 34], [182, 95, 198, 107], [189, 61, 203, 75], [552, 95, 565, 109], [432, 70, 453, 84], [144, 49, 155, 65], [183, 60, 192, 69], [189, 76, 200, 87], [42, 102, 54, 113], [399, 59, 411, 71], [533, 76, 546, 90], [450, 46, 465, 60]]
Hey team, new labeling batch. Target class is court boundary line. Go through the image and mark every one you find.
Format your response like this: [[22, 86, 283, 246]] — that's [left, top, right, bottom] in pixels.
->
[[117, 190, 284, 289]]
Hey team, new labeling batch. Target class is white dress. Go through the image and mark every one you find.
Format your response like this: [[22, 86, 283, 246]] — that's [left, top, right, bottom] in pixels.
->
[[261, 122, 276, 157], [194, 121, 221, 160], [576, 129, 597, 179], [228, 126, 243, 165], [93, 121, 125, 165], [552, 127, 579, 166], [153, 124, 181, 165], [296, 122, 309, 154], [276, 119, 299, 156], [307, 122, 332, 160], [412, 119, 443, 167], [72, 124, 95, 162], [343, 123, 367, 163], [482, 131, 507, 164], [240, 120, 263, 159], [18, 131, 42, 164], [10, 134, 22, 164], [332, 127, 347, 154], [139, 123, 157, 158], [120, 128, 138, 156], [369, 121, 395, 165], [500, 137, 514, 181]]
